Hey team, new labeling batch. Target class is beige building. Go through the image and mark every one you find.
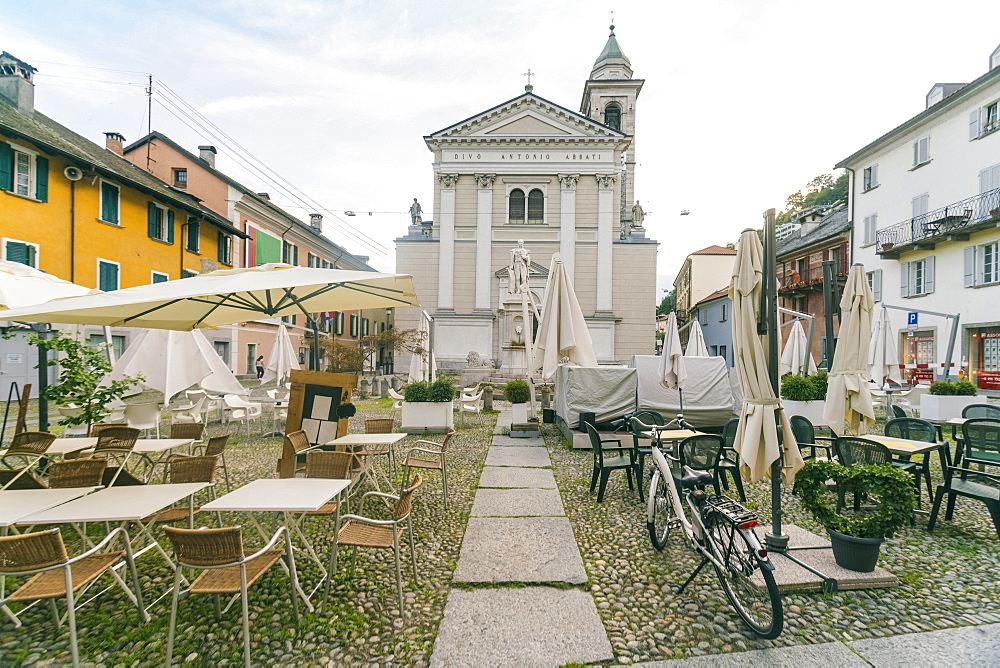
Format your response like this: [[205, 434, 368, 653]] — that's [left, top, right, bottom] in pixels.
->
[[395, 27, 657, 371], [672, 245, 737, 325]]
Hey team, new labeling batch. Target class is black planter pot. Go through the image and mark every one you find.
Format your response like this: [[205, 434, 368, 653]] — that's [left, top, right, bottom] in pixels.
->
[[542, 408, 555, 423], [827, 529, 883, 572]]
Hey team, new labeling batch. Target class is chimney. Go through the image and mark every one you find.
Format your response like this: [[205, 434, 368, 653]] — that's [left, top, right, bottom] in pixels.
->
[[104, 132, 125, 156], [0, 52, 37, 116], [309, 213, 323, 232], [257, 192, 270, 201], [198, 145, 217, 169]]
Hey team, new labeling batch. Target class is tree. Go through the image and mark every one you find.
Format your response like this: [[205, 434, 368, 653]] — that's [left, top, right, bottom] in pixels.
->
[[776, 172, 849, 226], [315, 327, 422, 375], [657, 289, 675, 315]]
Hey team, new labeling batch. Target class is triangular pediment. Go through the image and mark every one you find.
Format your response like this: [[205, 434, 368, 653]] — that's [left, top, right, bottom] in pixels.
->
[[428, 93, 624, 141]]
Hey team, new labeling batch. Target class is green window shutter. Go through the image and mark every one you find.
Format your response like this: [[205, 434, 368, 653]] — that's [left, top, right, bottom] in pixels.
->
[[0, 143, 11, 191], [152, 272, 168, 283], [34, 156, 48, 201], [99, 262, 119, 291], [5, 241, 26, 265], [293, 245, 299, 266], [101, 182, 119, 223], [148, 202, 157, 238], [166, 210, 175, 243]]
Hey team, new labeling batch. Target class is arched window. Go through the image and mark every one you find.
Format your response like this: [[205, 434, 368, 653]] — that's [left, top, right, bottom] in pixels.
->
[[527, 189, 544, 224], [509, 188, 525, 224], [604, 104, 622, 131]]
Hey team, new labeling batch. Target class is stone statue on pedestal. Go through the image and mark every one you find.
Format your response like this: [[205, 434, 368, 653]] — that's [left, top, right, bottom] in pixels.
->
[[509, 240, 530, 294]]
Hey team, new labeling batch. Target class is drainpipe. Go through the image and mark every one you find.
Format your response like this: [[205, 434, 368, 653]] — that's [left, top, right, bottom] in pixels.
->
[[843, 166, 857, 261], [69, 180, 76, 282]]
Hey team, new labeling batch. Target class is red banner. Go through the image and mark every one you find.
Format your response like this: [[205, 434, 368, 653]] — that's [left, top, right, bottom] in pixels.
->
[[978, 371, 1000, 390]]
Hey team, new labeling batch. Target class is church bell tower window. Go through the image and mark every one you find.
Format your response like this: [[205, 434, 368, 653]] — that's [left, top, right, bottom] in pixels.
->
[[604, 104, 622, 131]]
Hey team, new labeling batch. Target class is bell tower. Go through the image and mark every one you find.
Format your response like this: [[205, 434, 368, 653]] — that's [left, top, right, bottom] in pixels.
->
[[580, 25, 644, 220]]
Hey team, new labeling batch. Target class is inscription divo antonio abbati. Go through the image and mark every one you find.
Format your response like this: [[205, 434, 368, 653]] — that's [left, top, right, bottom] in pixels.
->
[[451, 152, 607, 161]]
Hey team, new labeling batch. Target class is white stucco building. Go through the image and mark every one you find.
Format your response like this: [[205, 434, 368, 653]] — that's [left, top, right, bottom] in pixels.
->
[[395, 27, 658, 372], [837, 43, 1000, 388]]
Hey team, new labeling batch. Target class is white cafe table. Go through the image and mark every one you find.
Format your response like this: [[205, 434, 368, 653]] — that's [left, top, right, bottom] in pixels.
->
[[325, 433, 407, 492], [0, 487, 101, 625], [44, 437, 194, 458], [200, 477, 353, 611]]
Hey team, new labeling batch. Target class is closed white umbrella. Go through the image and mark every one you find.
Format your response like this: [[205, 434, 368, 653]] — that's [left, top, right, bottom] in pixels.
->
[[261, 324, 299, 385], [408, 313, 430, 383], [0, 260, 96, 309], [730, 229, 803, 483], [659, 312, 687, 389], [868, 303, 898, 388], [685, 320, 710, 357], [532, 255, 597, 379], [824, 264, 876, 435], [779, 320, 817, 376]]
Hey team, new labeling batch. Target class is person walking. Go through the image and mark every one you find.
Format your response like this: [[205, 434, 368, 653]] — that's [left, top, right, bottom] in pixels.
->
[[255, 355, 265, 380]]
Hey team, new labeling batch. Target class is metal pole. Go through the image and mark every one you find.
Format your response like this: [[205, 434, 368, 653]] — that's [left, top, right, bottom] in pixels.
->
[[942, 314, 961, 381], [33, 325, 50, 433], [805, 315, 816, 374], [763, 209, 787, 551], [822, 260, 838, 367], [310, 319, 320, 372], [102, 326, 117, 366]]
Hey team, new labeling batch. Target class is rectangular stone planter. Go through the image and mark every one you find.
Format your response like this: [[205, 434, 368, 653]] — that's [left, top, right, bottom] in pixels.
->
[[401, 400, 454, 433], [783, 399, 827, 426], [919, 394, 978, 421]]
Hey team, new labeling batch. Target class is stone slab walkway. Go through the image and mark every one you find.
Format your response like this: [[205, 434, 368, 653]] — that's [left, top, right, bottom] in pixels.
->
[[431, 421, 613, 666]]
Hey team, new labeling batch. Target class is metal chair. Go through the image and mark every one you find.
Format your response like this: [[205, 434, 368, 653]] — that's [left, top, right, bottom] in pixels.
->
[[201, 433, 234, 492], [403, 429, 455, 508], [585, 422, 634, 502], [47, 459, 107, 489], [92, 427, 141, 486], [364, 418, 397, 475], [0, 431, 55, 490], [0, 527, 147, 667], [304, 451, 355, 517], [629, 411, 665, 501], [789, 415, 835, 461], [163, 525, 297, 668], [678, 434, 746, 501], [147, 456, 221, 526], [327, 475, 422, 612], [277, 429, 319, 478], [169, 421, 205, 443]]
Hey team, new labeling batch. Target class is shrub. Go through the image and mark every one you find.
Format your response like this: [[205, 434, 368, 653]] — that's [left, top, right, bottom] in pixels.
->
[[503, 379, 531, 403], [403, 381, 429, 402], [427, 377, 456, 402], [807, 370, 829, 400], [780, 374, 815, 401], [930, 381, 955, 395], [952, 379, 978, 396]]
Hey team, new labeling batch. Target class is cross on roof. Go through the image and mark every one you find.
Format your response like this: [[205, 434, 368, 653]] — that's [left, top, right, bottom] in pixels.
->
[[523, 69, 534, 86]]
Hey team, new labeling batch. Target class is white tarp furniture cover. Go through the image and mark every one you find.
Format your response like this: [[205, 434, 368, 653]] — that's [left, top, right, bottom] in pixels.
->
[[553, 365, 637, 428], [631, 355, 736, 428]]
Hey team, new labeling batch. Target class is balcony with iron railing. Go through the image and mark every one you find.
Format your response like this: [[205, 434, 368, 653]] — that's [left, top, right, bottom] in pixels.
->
[[876, 189, 1000, 258], [778, 257, 849, 293]]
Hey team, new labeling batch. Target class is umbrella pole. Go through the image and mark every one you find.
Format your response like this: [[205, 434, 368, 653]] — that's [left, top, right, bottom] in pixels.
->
[[310, 319, 321, 372], [763, 209, 788, 552]]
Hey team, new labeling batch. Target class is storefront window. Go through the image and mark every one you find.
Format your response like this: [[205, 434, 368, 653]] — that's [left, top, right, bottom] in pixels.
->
[[975, 330, 1000, 389], [901, 330, 935, 384]]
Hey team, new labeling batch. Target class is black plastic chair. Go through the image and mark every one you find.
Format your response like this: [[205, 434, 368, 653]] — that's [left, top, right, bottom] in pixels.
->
[[716, 419, 747, 501], [958, 418, 1000, 473], [585, 422, 634, 503], [891, 405, 907, 419], [677, 434, 745, 501], [836, 436, 919, 511], [885, 417, 937, 501], [928, 465, 1000, 539], [789, 415, 834, 461], [629, 411, 665, 501], [962, 404, 1000, 420]]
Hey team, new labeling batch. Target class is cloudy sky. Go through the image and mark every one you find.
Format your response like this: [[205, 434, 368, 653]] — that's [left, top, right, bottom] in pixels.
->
[[4, 0, 999, 296]]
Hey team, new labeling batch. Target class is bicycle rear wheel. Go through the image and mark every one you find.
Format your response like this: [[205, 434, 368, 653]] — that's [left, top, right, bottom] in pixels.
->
[[704, 513, 782, 638], [646, 469, 677, 551]]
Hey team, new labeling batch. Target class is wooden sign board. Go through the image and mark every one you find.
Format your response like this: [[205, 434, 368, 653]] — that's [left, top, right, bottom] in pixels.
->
[[278, 370, 359, 477]]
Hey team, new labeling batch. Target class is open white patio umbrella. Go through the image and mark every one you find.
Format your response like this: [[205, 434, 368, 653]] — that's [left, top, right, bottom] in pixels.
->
[[532, 254, 597, 379], [685, 320, 710, 357], [824, 264, 876, 435], [103, 329, 245, 400], [779, 320, 817, 376], [261, 324, 300, 385], [868, 303, 898, 389], [730, 229, 803, 483], [0, 263, 418, 329], [0, 260, 96, 309]]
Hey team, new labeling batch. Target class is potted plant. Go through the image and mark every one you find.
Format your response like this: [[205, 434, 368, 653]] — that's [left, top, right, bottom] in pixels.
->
[[503, 379, 532, 424], [401, 377, 455, 433], [795, 460, 914, 572], [920, 379, 979, 420], [780, 370, 827, 425]]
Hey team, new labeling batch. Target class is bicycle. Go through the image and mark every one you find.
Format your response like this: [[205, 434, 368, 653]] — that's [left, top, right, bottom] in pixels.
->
[[645, 428, 783, 639]]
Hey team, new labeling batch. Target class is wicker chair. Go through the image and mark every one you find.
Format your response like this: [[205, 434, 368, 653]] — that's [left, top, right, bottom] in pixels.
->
[[0, 431, 55, 490], [202, 433, 234, 492], [92, 427, 141, 486], [0, 527, 147, 667], [169, 421, 205, 443], [364, 418, 397, 475], [304, 451, 355, 516], [403, 429, 455, 508], [629, 411, 665, 501], [146, 456, 221, 527], [163, 525, 297, 668], [47, 459, 107, 489], [277, 429, 321, 478], [326, 475, 422, 612]]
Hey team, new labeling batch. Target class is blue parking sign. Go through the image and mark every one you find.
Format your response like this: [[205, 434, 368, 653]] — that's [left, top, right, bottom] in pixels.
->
[[907, 312, 918, 326]]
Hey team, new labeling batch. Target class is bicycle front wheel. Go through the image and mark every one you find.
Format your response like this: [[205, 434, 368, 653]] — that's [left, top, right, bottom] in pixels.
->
[[705, 515, 783, 639], [646, 469, 676, 551]]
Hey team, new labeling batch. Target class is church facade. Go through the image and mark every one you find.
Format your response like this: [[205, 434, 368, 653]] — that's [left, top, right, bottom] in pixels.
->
[[395, 27, 657, 372]]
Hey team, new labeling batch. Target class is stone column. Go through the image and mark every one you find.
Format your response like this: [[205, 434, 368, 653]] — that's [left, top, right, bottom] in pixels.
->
[[559, 174, 579, 280], [437, 173, 459, 311], [596, 174, 616, 313], [474, 174, 495, 311]]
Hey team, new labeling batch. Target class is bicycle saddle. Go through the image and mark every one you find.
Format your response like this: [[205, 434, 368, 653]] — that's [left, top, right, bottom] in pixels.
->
[[680, 465, 713, 489]]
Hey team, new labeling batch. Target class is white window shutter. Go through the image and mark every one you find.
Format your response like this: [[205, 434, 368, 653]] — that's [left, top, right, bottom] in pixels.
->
[[964, 246, 977, 287], [924, 256, 935, 294], [873, 269, 883, 302], [900, 262, 910, 297], [872, 164, 878, 187], [913, 141, 919, 166], [970, 110, 981, 140]]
